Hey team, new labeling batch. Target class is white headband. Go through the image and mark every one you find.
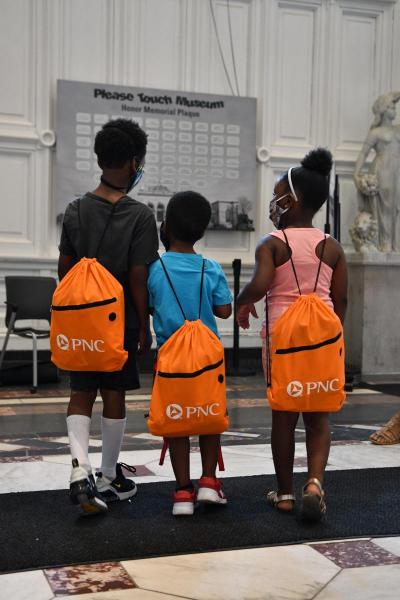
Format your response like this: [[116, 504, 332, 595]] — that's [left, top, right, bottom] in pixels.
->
[[288, 167, 299, 203]]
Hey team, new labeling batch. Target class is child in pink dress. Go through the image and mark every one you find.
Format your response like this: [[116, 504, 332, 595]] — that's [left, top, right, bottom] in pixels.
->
[[237, 148, 348, 521]]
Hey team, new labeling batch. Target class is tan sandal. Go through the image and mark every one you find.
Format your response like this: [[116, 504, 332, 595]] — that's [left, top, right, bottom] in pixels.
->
[[301, 478, 326, 522], [370, 411, 400, 445], [266, 490, 295, 512]]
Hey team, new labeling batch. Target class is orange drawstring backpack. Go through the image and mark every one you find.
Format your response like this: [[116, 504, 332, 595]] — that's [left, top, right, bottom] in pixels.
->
[[265, 231, 345, 413], [50, 201, 128, 372], [148, 257, 229, 437]]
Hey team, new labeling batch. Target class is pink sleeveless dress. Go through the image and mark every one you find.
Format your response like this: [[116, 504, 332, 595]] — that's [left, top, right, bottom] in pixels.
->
[[261, 228, 334, 380]]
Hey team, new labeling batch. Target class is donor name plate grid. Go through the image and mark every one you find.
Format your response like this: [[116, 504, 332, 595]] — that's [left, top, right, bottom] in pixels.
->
[[56, 80, 257, 231], [74, 112, 241, 192]]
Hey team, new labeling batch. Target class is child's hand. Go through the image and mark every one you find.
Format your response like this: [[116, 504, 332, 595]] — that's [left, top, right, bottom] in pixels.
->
[[138, 326, 152, 355], [236, 303, 258, 329]]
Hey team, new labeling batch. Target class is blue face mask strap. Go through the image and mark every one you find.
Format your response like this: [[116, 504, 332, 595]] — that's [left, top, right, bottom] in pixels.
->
[[132, 163, 144, 188], [127, 162, 144, 193]]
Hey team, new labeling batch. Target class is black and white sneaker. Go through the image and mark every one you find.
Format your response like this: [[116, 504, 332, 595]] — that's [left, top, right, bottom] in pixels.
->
[[69, 459, 108, 515], [95, 462, 138, 502]]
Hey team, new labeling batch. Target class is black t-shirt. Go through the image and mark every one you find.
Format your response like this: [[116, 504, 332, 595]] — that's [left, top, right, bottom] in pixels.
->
[[59, 193, 159, 329]]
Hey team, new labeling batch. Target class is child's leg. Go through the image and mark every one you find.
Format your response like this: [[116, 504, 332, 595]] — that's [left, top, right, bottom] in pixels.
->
[[169, 437, 191, 489], [271, 410, 299, 509], [95, 389, 137, 502], [97, 330, 139, 481], [199, 434, 220, 478], [302, 412, 331, 494], [198, 434, 227, 505], [67, 390, 97, 473], [67, 390, 97, 417], [99, 389, 126, 480], [67, 389, 108, 513]]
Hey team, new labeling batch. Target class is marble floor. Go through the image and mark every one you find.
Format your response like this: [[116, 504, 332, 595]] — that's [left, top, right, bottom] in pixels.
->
[[0, 375, 399, 599]]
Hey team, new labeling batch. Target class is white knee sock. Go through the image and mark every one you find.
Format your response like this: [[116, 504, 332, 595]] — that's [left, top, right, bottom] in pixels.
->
[[101, 417, 127, 480], [67, 415, 91, 474]]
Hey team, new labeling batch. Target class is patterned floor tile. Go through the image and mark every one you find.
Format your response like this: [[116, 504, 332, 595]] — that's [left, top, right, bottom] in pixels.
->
[[314, 565, 400, 599], [293, 457, 309, 468], [0, 387, 69, 399], [311, 539, 400, 568], [126, 401, 152, 412], [124, 465, 155, 477], [0, 442, 29, 451], [331, 440, 363, 446], [0, 455, 42, 463], [44, 562, 136, 596], [6, 437, 62, 450], [56, 590, 182, 599], [293, 457, 332, 467], [373, 537, 400, 557], [0, 569, 53, 600], [0, 407, 16, 416], [56, 589, 186, 599], [48, 437, 102, 448], [122, 545, 339, 600]]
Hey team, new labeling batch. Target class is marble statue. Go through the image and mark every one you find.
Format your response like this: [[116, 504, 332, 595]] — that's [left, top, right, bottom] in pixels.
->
[[352, 91, 400, 253], [348, 210, 379, 253]]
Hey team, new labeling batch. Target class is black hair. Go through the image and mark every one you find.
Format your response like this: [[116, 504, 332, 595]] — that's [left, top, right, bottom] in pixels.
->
[[166, 191, 211, 244], [283, 147, 333, 213], [94, 118, 148, 169]]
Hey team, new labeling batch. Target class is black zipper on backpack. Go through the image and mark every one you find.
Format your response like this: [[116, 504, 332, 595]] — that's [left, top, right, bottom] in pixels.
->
[[51, 297, 117, 311], [275, 332, 342, 355], [158, 359, 224, 379]]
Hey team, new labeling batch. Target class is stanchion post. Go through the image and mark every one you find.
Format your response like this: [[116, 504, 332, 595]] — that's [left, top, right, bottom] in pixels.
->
[[232, 259, 241, 371], [227, 258, 255, 377], [334, 174, 341, 242]]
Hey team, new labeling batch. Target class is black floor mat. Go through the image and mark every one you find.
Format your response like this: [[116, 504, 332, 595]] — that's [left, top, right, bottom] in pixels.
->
[[1, 468, 400, 573]]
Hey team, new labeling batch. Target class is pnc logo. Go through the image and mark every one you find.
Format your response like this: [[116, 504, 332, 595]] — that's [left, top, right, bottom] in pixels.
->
[[166, 404, 183, 420], [56, 334, 70, 351], [287, 379, 341, 397], [287, 380, 303, 398], [55, 334, 105, 353], [165, 403, 220, 420]]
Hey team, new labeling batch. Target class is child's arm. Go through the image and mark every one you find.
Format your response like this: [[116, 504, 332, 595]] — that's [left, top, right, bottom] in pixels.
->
[[330, 246, 348, 324], [58, 209, 77, 280], [128, 211, 159, 354], [211, 263, 233, 320], [58, 254, 76, 281], [236, 238, 275, 329], [129, 265, 152, 355], [213, 304, 232, 319]]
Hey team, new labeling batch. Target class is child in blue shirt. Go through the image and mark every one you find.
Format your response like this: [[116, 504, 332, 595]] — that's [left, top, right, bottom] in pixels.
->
[[148, 191, 232, 516]]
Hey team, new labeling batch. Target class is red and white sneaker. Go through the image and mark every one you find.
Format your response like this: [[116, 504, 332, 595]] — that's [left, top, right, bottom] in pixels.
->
[[197, 477, 227, 505], [172, 488, 197, 516]]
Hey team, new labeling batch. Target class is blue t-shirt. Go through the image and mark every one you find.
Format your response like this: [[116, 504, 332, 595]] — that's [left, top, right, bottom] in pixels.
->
[[148, 252, 232, 347]]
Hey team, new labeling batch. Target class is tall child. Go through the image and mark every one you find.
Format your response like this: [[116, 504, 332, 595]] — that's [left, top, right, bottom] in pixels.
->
[[237, 148, 348, 521], [59, 119, 159, 514], [148, 191, 232, 516]]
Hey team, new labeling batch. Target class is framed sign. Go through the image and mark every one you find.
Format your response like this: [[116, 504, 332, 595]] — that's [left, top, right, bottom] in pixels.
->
[[56, 80, 257, 231]]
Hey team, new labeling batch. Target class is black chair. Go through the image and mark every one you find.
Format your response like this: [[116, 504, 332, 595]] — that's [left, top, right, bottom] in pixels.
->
[[0, 276, 57, 393]]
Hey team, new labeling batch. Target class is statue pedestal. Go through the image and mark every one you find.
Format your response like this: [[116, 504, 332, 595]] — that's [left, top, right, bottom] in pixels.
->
[[345, 252, 400, 378]]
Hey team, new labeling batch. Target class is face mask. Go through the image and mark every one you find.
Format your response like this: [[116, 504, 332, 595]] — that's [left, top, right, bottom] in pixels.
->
[[127, 163, 144, 193], [269, 193, 290, 228]]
